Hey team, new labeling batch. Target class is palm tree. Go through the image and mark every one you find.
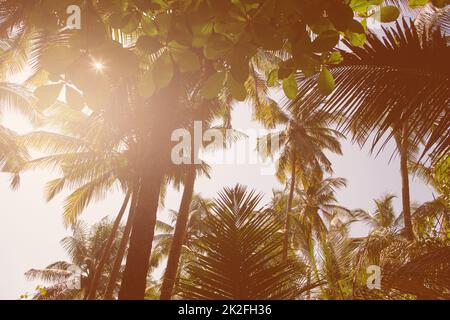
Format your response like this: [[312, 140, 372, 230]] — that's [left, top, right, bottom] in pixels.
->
[[350, 189, 449, 298], [16, 100, 142, 299], [159, 91, 243, 299], [258, 108, 344, 260], [0, 125, 28, 187], [0, 1, 55, 78], [351, 226, 450, 299], [0, 82, 40, 188], [158, 169, 196, 300], [25, 218, 123, 299], [409, 159, 449, 240], [179, 185, 309, 299], [290, 172, 352, 294], [315, 218, 357, 299], [84, 191, 131, 299], [290, 10, 449, 239], [103, 190, 138, 299], [394, 126, 421, 240], [357, 194, 403, 231], [153, 196, 210, 298]]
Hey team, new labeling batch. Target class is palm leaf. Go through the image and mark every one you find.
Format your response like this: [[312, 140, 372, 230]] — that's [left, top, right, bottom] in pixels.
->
[[179, 185, 304, 300], [290, 19, 449, 159]]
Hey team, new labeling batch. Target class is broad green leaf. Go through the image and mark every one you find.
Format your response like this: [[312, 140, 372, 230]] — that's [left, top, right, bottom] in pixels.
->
[[121, 12, 141, 34], [48, 73, 61, 82], [227, 73, 247, 101], [309, 18, 336, 35], [408, 0, 429, 7], [253, 23, 283, 50], [65, 86, 84, 110], [200, 72, 226, 99], [291, 30, 313, 59], [328, 2, 355, 30], [136, 36, 162, 54], [152, 51, 174, 89], [318, 67, 335, 95], [267, 69, 278, 87], [278, 59, 295, 79], [230, 53, 249, 83], [350, 0, 383, 14], [377, 6, 400, 23], [34, 83, 63, 107], [345, 31, 367, 47], [138, 70, 155, 98], [141, 16, 158, 36], [214, 20, 245, 37], [347, 20, 365, 34], [295, 53, 321, 77], [191, 21, 214, 48], [154, 13, 172, 40], [167, 19, 193, 46], [311, 30, 340, 53], [282, 73, 298, 99], [204, 34, 232, 60], [171, 48, 200, 73], [325, 51, 343, 65]]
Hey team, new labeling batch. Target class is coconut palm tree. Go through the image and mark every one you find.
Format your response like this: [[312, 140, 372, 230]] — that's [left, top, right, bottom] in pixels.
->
[[357, 194, 403, 231], [0, 82, 40, 188], [351, 225, 450, 299], [159, 89, 246, 299], [25, 218, 123, 299], [290, 6, 449, 239], [179, 185, 310, 299], [409, 158, 449, 240], [289, 171, 352, 293], [350, 187, 449, 298], [258, 108, 344, 260], [103, 190, 138, 299], [152, 196, 210, 298], [15, 98, 142, 299], [315, 219, 357, 299]]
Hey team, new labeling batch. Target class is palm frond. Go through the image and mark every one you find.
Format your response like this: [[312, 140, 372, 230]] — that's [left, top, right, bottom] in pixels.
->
[[62, 173, 117, 227], [290, 19, 449, 159], [179, 185, 304, 300]]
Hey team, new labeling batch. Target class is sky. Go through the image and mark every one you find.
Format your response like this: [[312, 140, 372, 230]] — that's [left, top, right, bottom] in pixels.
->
[[0, 99, 437, 299]]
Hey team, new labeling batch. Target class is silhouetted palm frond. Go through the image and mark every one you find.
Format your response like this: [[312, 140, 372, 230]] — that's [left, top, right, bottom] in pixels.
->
[[179, 185, 305, 300], [383, 245, 450, 299], [291, 19, 449, 159]]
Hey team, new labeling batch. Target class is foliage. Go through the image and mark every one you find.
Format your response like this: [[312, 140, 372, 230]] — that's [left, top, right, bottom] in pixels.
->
[[179, 185, 307, 299], [290, 17, 449, 158], [24, 218, 124, 299], [0, 0, 448, 301]]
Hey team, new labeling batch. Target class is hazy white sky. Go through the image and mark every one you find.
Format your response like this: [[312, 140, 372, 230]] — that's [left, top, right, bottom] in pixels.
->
[[0, 98, 436, 300]]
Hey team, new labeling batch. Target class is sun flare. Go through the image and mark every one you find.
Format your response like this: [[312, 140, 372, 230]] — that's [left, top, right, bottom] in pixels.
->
[[92, 60, 105, 72]]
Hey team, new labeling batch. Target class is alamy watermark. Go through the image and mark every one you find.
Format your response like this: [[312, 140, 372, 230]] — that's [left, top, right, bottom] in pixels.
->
[[366, 265, 381, 290], [171, 121, 279, 176], [66, 265, 82, 290], [66, 5, 81, 30]]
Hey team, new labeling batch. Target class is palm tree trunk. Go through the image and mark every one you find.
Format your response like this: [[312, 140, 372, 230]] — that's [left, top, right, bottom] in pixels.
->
[[399, 125, 414, 240], [117, 74, 180, 300], [104, 191, 138, 300], [118, 172, 163, 299], [283, 152, 296, 261], [160, 167, 196, 300], [85, 191, 131, 299]]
